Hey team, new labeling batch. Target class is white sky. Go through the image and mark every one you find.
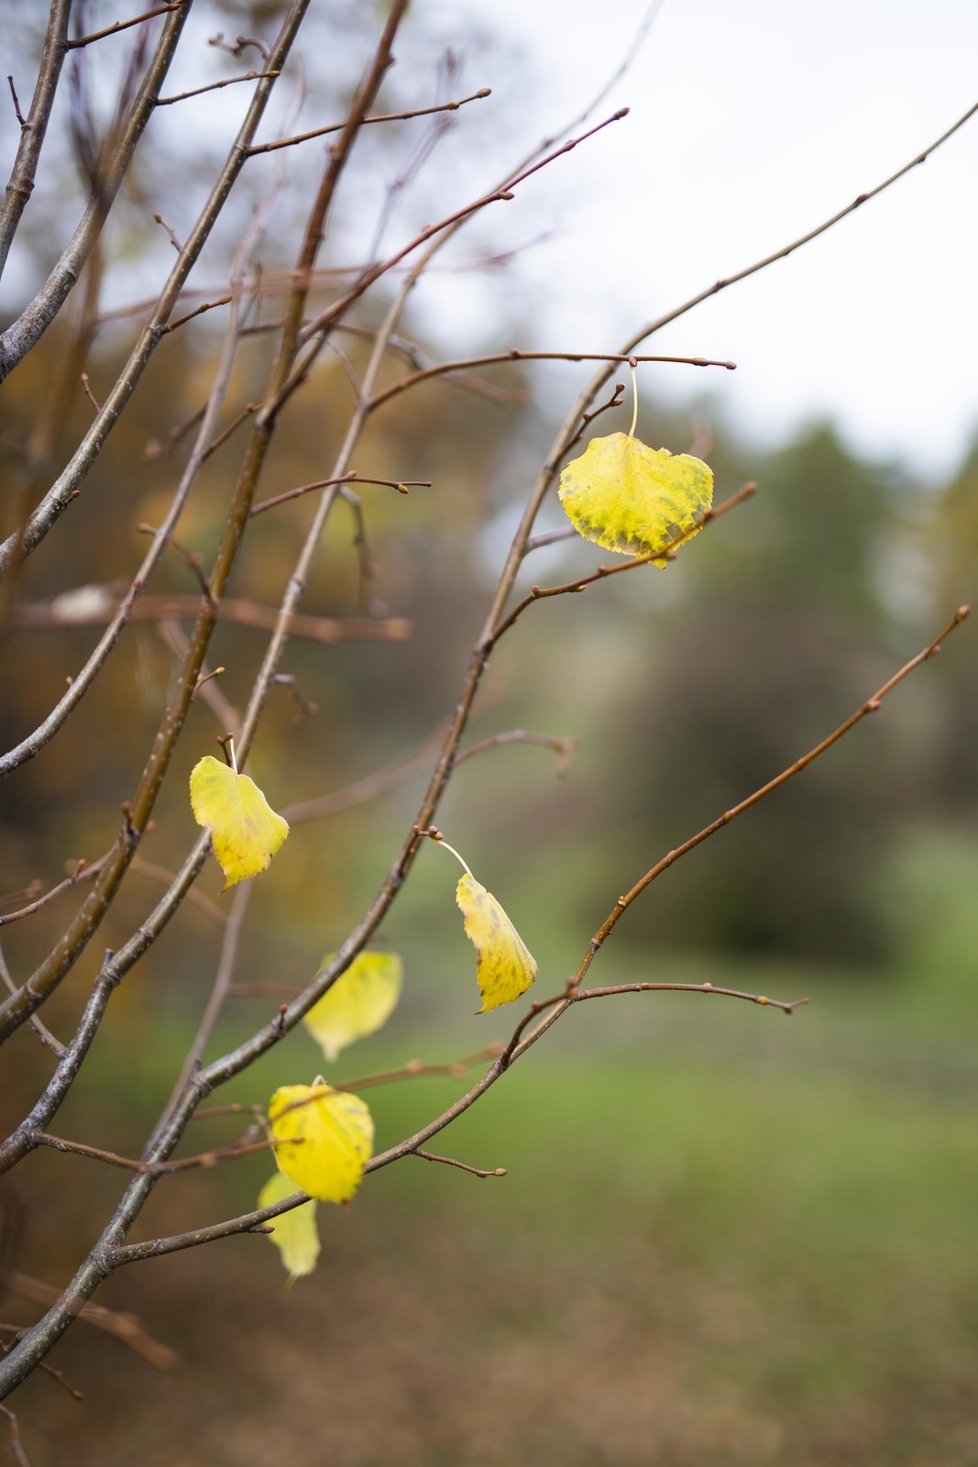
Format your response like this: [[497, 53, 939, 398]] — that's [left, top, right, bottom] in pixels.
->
[[431, 0, 978, 476]]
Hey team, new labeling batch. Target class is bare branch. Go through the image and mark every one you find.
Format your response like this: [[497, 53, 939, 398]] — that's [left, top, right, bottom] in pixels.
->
[[5, 1274, 178, 1372], [0, 5, 192, 381], [250, 471, 426, 517], [7, 593, 411, 647], [246, 86, 492, 156], [491, 483, 757, 643], [0, 1, 72, 282], [454, 729, 579, 777], [413, 1149, 507, 1180], [369, 349, 735, 413], [156, 70, 280, 107], [66, 4, 185, 51], [0, 4, 308, 565]]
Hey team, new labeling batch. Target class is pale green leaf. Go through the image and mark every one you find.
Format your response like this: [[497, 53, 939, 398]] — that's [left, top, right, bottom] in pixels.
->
[[304, 951, 403, 1062], [189, 754, 289, 890], [258, 1169, 320, 1283], [558, 431, 714, 563]]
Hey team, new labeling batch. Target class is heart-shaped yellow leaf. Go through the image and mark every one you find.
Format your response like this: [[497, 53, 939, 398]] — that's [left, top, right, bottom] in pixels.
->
[[456, 872, 537, 1014], [268, 1083, 373, 1203], [190, 754, 289, 890], [304, 952, 403, 1062], [558, 431, 713, 563], [258, 1169, 320, 1282]]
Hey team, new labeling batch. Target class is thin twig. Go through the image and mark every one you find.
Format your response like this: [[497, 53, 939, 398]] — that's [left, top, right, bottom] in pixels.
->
[[368, 349, 735, 412], [250, 472, 425, 517], [34, 1129, 276, 1176], [454, 729, 579, 777], [246, 87, 491, 156], [5, 1274, 178, 1372], [5, 77, 26, 129], [333, 1045, 503, 1092], [66, 3, 184, 50], [9, 593, 411, 646], [157, 70, 279, 106], [161, 294, 232, 335], [0, 857, 108, 929], [491, 483, 758, 643], [0, 942, 63, 1056], [414, 1149, 506, 1179]]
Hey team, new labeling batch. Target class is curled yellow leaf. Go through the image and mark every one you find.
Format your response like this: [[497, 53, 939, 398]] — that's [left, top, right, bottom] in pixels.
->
[[258, 1169, 320, 1283], [558, 431, 714, 563], [455, 872, 537, 1014], [189, 754, 289, 890], [268, 1083, 373, 1204], [304, 952, 403, 1063]]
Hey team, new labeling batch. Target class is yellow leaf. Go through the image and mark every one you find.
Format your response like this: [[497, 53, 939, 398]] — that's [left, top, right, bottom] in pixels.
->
[[189, 754, 289, 889], [258, 1169, 320, 1283], [455, 872, 537, 1014], [304, 952, 403, 1062], [268, 1083, 373, 1203], [558, 431, 714, 563]]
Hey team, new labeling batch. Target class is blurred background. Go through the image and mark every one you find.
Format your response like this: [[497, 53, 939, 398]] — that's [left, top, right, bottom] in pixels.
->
[[1, 2, 976, 1463]]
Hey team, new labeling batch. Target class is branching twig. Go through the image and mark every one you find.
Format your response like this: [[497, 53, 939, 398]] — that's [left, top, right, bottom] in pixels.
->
[[5, 1274, 178, 1372], [491, 482, 758, 643]]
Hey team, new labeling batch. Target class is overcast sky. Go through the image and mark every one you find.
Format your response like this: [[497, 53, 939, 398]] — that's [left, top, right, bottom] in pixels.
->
[[429, 0, 978, 477]]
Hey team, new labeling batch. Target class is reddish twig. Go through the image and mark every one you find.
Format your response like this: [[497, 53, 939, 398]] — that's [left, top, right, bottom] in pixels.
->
[[250, 471, 426, 517], [492, 482, 758, 643], [66, 2, 184, 50], [413, 1149, 507, 1179], [0, 856, 108, 929], [368, 349, 735, 413], [156, 70, 279, 107], [246, 86, 492, 156]]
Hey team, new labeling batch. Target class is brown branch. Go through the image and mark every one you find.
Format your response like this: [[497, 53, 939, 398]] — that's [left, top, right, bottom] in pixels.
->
[[369, 349, 735, 413], [280, 733, 443, 824], [0, 857, 108, 929], [0, 1400, 31, 1466], [152, 212, 184, 254], [503, 605, 972, 1064], [66, 3, 185, 50], [128, 858, 226, 926], [627, 97, 978, 355], [0, 1331, 80, 1401], [156, 70, 280, 107], [34, 1130, 276, 1176], [246, 86, 492, 156], [453, 729, 579, 777], [492, 482, 757, 642], [0, 943, 62, 1057], [5, 77, 26, 129], [287, 110, 632, 401], [10, 593, 411, 646], [333, 1045, 503, 1092], [250, 471, 426, 517], [5, 1274, 178, 1372], [413, 1149, 506, 1179], [191, 1104, 263, 1123], [161, 294, 232, 334]]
